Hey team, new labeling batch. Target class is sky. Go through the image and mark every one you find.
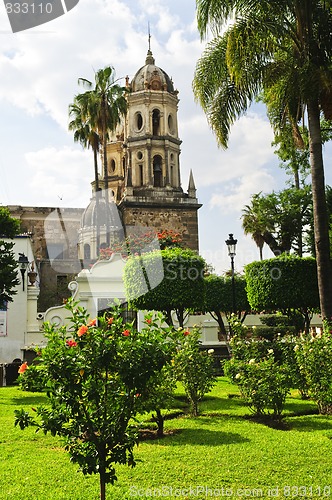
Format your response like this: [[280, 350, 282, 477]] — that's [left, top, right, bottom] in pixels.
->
[[0, 0, 331, 274]]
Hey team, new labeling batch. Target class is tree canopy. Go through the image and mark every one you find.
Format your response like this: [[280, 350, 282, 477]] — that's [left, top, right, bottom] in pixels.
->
[[194, 0, 332, 319], [123, 247, 206, 327]]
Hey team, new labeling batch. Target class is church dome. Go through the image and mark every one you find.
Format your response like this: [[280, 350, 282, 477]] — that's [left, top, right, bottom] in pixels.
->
[[81, 193, 124, 235], [131, 50, 175, 93]]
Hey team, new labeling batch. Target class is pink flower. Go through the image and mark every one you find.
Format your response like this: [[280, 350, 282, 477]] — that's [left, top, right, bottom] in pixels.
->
[[66, 339, 77, 347], [122, 329, 130, 337], [77, 325, 88, 337]]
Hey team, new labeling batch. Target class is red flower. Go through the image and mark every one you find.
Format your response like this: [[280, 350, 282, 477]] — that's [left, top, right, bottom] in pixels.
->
[[145, 318, 152, 324], [122, 329, 130, 337], [88, 318, 97, 327], [18, 362, 28, 374], [108, 317, 114, 326], [66, 339, 77, 347], [183, 330, 190, 336], [77, 325, 88, 337]]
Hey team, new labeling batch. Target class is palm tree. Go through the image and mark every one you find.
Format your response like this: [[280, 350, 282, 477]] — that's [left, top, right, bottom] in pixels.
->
[[75, 67, 127, 246], [241, 195, 267, 261], [68, 101, 101, 254], [77, 66, 127, 197], [69, 101, 101, 192], [193, 0, 332, 319]]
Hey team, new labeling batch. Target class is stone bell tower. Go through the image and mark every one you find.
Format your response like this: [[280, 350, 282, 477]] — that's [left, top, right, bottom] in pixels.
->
[[103, 48, 201, 251]]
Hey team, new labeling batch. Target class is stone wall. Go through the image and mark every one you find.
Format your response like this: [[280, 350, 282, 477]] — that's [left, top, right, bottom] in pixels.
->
[[120, 202, 200, 251]]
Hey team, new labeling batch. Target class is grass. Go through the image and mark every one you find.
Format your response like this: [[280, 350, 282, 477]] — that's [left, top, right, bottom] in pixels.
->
[[1, 379, 332, 499]]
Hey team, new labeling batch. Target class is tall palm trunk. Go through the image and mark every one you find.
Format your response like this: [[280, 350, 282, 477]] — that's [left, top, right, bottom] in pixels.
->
[[93, 146, 100, 255], [102, 95, 110, 246], [307, 98, 332, 319]]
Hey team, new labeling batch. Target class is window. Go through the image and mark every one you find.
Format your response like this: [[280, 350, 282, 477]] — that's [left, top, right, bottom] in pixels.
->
[[138, 164, 143, 186], [84, 244, 91, 260], [110, 159, 116, 173], [153, 155, 162, 187], [152, 109, 160, 136], [136, 112, 143, 131], [168, 114, 174, 134]]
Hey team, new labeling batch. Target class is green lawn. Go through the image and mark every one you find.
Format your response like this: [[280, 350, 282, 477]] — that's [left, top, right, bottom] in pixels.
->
[[1, 379, 331, 499]]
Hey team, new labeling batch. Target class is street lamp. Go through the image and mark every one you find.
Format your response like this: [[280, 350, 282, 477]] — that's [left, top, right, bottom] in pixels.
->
[[18, 253, 29, 291], [225, 234, 237, 313]]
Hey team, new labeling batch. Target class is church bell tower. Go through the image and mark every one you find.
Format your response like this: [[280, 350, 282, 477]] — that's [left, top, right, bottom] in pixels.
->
[[103, 48, 201, 251]]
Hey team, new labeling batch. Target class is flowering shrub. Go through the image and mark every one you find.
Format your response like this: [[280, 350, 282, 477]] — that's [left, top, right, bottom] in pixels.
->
[[294, 332, 332, 414], [18, 363, 47, 393], [225, 354, 291, 417], [99, 229, 183, 259], [173, 326, 216, 416], [14, 300, 173, 500], [224, 334, 294, 417]]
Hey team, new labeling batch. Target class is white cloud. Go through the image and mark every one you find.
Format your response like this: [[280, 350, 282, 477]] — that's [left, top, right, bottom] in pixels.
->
[[26, 146, 93, 207], [209, 169, 275, 214]]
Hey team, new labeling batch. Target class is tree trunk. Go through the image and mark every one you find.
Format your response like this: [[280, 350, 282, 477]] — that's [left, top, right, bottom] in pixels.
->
[[102, 96, 110, 246], [153, 408, 164, 437], [209, 311, 227, 337], [94, 147, 101, 256], [99, 471, 106, 500], [307, 99, 332, 320]]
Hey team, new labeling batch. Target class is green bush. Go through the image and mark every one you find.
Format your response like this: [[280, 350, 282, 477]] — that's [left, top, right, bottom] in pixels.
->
[[294, 333, 332, 414], [173, 327, 216, 416], [225, 354, 291, 417], [18, 363, 47, 392]]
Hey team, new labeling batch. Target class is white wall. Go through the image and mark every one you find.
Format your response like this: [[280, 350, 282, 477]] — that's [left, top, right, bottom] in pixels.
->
[[0, 236, 40, 364]]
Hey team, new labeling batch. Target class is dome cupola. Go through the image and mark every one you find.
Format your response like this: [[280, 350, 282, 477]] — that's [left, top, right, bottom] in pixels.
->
[[131, 50, 175, 93]]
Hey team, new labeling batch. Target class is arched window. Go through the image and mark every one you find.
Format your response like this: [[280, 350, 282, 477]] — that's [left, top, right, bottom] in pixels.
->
[[138, 164, 143, 186], [153, 155, 163, 187], [84, 244, 91, 260], [152, 109, 160, 136]]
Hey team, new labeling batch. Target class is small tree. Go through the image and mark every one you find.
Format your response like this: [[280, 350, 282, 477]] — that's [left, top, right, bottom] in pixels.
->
[[204, 273, 250, 337], [245, 256, 319, 332], [173, 327, 216, 416], [133, 313, 178, 437], [124, 247, 206, 327], [0, 207, 20, 307], [15, 301, 172, 500]]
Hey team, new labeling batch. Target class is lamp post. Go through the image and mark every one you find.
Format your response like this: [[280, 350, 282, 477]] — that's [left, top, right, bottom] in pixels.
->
[[225, 234, 237, 313], [18, 253, 29, 291]]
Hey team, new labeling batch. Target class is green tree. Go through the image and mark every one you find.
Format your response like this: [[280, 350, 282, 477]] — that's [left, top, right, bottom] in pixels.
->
[[245, 255, 320, 332], [124, 247, 206, 327], [242, 188, 312, 257], [193, 0, 332, 320], [15, 301, 172, 500], [242, 194, 272, 260], [0, 207, 20, 307], [204, 273, 250, 337]]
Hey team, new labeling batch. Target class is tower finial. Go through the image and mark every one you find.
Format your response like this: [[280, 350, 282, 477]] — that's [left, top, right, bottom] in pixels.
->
[[145, 22, 155, 65], [148, 21, 151, 52]]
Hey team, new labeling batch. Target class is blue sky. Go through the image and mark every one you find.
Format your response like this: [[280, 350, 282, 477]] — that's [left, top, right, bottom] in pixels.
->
[[0, 0, 330, 274]]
